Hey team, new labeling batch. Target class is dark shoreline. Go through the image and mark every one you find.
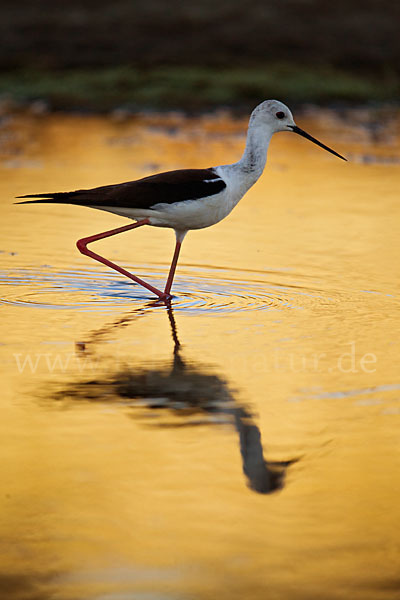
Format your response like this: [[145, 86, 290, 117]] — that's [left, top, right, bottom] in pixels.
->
[[2, 1, 400, 113]]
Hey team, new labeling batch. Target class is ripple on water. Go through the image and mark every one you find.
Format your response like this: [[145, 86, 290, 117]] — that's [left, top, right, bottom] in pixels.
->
[[0, 265, 328, 314]]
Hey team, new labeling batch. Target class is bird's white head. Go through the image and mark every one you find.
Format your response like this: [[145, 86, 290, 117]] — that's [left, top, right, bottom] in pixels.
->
[[250, 99, 346, 160], [250, 99, 296, 133]]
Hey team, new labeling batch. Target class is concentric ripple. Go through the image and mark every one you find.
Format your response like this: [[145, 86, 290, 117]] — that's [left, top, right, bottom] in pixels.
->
[[0, 264, 326, 314]]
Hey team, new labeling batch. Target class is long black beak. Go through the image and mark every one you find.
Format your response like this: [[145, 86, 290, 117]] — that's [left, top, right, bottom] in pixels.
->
[[289, 125, 347, 161]]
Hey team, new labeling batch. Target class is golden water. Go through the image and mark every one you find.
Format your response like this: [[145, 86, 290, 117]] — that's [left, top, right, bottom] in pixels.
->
[[1, 107, 400, 599]]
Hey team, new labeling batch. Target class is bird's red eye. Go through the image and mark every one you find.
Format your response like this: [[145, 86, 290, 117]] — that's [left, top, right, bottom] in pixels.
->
[[276, 111, 285, 119]]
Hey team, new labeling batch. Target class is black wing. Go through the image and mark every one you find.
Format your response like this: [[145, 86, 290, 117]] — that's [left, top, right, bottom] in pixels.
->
[[16, 168, 226, 210]]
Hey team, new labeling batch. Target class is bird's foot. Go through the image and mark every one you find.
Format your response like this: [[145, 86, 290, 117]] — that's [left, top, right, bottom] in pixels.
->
[[159, 292, 173, 303]]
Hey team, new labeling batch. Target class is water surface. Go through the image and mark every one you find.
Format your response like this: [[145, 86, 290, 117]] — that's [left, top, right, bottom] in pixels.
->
[[1, 108, 400, 599]]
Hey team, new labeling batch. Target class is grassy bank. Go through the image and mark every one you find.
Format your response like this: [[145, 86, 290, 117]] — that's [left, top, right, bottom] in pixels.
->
[[0, 65, 398, 113]]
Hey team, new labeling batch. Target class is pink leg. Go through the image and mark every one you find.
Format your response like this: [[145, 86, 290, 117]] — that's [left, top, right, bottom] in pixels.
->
[[76, 219, 171, 300], [164, 239, 182, 296]]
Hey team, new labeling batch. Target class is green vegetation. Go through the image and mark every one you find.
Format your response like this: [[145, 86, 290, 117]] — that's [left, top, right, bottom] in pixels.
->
[[0, 65, 397, 112]]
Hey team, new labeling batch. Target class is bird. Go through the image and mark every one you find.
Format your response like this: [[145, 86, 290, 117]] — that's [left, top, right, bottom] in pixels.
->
[[16, 100, 346, 301]]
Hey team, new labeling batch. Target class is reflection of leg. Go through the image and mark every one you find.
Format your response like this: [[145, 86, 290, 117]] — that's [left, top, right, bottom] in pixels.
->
[[76, 219, 169, 300], [166, 304, 181, 352], [233, 409, 273, 494]]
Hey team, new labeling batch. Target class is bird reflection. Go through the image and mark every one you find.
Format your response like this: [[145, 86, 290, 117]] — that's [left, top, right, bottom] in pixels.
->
[[68, 302, 296, 494]]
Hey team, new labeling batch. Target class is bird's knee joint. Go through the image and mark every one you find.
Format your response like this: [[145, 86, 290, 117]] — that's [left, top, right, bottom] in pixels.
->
[[76, 238, 88, 253]]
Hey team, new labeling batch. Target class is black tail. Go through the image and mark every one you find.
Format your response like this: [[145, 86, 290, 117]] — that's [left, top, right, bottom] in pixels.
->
[[15, 191, 84, 205]]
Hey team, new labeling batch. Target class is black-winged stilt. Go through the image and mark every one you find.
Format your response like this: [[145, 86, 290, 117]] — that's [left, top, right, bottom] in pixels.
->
[[17, 100, 346, 301]]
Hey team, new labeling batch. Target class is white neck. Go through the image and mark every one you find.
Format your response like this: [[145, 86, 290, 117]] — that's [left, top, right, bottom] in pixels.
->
[[236, 117, 272, 181], [219, 116, 272, 195]]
